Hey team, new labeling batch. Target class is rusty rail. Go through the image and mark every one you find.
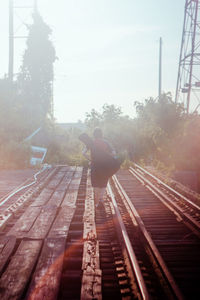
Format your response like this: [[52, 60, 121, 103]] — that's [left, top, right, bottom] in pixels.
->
[[130, 165, 200, 234], [107, 182, 150, 300], [112, 174, 184, 300], [132, 163, 200, 211]]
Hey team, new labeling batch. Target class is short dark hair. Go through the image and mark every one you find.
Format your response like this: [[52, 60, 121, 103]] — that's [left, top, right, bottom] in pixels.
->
[[93, 127, 103, 138], [79, 133, 93, 149]]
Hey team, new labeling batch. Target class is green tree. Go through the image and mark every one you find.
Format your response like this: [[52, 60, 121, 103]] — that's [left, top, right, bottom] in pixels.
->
[[17, 11, 56, 129], [85, 109, 102, 129], [85, 104, 135, 160], [133, 93, 185, 163]]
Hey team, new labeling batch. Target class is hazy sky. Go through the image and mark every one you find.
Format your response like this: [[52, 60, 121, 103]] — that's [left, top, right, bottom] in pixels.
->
[[0, 0, 184, 122]]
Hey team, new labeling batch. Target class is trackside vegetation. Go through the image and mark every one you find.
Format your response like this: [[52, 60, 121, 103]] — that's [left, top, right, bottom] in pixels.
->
[[0, 11, 199, 190]]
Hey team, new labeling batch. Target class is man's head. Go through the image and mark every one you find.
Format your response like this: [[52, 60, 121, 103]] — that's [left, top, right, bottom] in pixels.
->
[[93, 127, 103, 139]]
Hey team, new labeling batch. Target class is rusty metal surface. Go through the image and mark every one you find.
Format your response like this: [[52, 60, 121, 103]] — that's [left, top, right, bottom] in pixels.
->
[[115, 169, 200, 299]]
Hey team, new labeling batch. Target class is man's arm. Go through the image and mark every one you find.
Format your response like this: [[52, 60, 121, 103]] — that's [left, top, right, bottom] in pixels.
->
[[82, 146, 91, 161]]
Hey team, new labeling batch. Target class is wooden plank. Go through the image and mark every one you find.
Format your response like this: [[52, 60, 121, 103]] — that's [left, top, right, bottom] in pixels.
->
[[56, 177, 71, 192], [70, 168, 83, 189], [25, 237, 66, 300], [7, 207, 41, 238], [56, 170, 74, 191], [47, 190, 66, 207], [82, 239, 100, 271], [46, 172, 65, 190], [74, 166, 83, 176], [46, 168, 76, 206], [0, 240, 42, 300], [61, 168, 82, 207], [69, 178, 82, 190], [0, 213, 12, 230], [48, 206, 76, 238], [31, 188, 53, 207], [26, 205, 57, 239], [0, 236, 16, 275], [81, 270, 102, 300], [81, 173, 102, 300], [83, 181, 96, 239], [59, 166, 70, 172], [62, 189, 78, 207], [0, 168, 57, 230]]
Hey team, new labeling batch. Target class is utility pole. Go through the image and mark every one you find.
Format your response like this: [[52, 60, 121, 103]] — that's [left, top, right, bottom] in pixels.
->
[[175, 0, 200, 114], [8, 0, 14, 83], [34, 0, 38, 13], [158, 37, 162, 99], [8, 0, 38, 83]]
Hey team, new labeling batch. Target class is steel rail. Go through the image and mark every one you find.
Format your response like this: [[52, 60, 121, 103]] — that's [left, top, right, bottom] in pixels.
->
[[107, 182, 150, 300], [112, 175, 184, 300], [131, 164, 200, 211], [129, 167, 200, 233]]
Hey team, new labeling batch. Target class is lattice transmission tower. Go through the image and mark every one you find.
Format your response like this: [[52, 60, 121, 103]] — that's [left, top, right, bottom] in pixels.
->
[[175, 0, 200, 114]]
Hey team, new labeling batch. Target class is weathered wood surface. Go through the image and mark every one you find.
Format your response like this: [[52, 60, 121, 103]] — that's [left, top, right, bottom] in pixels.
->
[[48, 206, 76, 238], [46, 168, 76, 206], [58, 166, 70, 172], [81, 173, 102, 300], [26, 237, 66, 300], [0, 240, 42, 300], [82, 239, 100, 272], [30, 188, 53, 207], [0, 213, 12, 230], [26, 205, 58, 239], [74, 166, 83, 176], [0, 166, 87, 299], [56, 169, 75, 192], [56, 177, 71, 192], [61, 189, 79, 207], [0, 236, 16, 275], [81, 270, 102, 300], [0, 169, 35, 199], [82, 180, 96, 240], [0, 168, 57, 230], [46, 172, 65, 190], [47, 190, 66, 207], [62, 168, 82, 207], [7, 206, 41, 238], [24, 168, 79, 298]]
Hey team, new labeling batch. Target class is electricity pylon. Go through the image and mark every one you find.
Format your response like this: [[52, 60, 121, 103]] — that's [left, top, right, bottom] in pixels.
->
[[175, 0, 200, 114], [8, 0, 38, 82]]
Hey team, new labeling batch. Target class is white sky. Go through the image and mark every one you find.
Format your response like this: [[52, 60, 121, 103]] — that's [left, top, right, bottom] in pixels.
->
[[0, 0, 184, 122]]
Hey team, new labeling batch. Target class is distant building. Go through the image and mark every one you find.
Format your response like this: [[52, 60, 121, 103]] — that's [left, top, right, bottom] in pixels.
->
[[58, 122, 86, 131]]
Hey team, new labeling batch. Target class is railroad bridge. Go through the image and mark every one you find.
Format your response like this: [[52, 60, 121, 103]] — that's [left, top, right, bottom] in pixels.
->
[[0, 165, 199, 300]]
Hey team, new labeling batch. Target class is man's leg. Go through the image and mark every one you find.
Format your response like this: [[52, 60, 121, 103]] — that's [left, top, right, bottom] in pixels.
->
[[94, 187, 101, 206], [95, 187, 106, 207]]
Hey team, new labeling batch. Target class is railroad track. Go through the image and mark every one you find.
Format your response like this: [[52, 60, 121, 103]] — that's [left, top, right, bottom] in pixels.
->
[[108, 166, 200, 299], [0, 165, 199, 299], [131, 164, 200, 234], [0, 165, 56, 230]]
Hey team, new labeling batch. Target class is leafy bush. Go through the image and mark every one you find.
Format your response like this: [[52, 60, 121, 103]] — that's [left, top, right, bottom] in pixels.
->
[[121, 159, 134, 169], [0, 141, 31, 169]]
